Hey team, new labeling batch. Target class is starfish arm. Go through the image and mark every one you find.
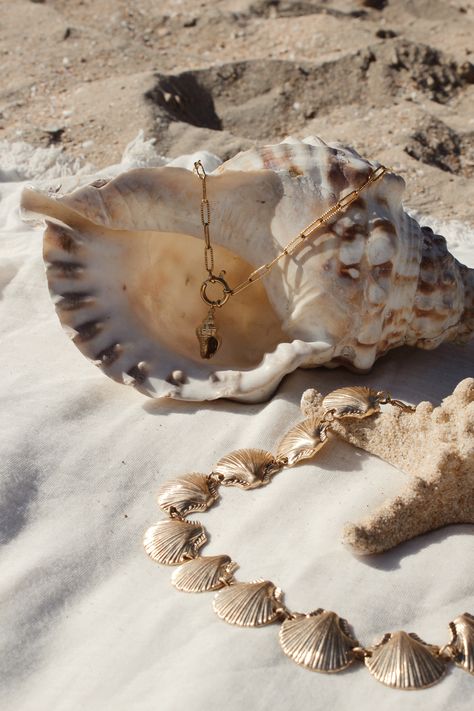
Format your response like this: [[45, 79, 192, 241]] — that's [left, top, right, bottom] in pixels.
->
[[299, 379, 474, 554], [343, 472, 474, 555]]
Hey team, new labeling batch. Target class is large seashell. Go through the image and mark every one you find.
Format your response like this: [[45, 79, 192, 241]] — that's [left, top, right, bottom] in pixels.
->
[[276, 416, 328, 466], [365, 631, 446, 689], [449, 612, 474, 674], [213, 580, 282, 627], [143, 518, 207, 565], [279, 609, 357, 672], [322, 386, 381, 418], [21, 137, 474, 403], [171, 555, 237, 593], [213, 449, 280, 489], [157, 473, 219, 516]]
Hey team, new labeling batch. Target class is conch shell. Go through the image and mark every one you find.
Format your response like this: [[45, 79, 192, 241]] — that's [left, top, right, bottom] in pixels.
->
[[20, 137, 474, 402]]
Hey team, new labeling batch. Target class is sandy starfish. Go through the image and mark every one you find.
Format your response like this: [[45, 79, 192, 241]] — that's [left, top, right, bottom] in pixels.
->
[[300, 378, 474, 554]]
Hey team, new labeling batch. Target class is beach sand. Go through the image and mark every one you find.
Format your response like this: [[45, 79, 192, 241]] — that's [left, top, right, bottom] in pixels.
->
[[1, 0, 473, 215]]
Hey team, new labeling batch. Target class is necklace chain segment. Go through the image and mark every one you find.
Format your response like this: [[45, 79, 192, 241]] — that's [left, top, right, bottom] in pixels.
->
[[194, 160, 388, 359], [143, 385, 474, 689]]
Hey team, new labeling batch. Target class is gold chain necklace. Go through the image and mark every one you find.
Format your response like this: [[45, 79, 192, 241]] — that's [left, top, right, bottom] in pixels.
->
[[194, 160, 387, 359], [143, 385, 473, 690]]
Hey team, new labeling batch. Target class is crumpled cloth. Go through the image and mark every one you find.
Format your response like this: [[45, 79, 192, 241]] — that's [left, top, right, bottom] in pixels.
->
[[1, 139, 473, 711]]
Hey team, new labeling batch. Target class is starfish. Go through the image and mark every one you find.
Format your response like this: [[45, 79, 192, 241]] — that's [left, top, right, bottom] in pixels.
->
[[300, 378, 474, 554]]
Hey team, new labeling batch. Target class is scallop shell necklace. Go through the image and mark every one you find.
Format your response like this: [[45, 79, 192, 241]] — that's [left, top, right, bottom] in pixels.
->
[[194, 160, 387, 359], [143, 385, 474, 690]]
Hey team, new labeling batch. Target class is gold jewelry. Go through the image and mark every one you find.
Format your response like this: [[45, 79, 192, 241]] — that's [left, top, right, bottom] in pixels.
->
[[143, 385, 473, 690], [194, 160, 388, 359]]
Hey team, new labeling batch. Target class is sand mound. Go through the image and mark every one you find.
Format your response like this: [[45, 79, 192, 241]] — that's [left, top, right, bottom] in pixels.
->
[[1, 0, 473, 221]]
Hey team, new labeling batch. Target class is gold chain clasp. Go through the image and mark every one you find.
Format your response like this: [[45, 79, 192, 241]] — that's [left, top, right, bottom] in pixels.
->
[[194, 160, 207, 181], [200, 274, 231, 307]]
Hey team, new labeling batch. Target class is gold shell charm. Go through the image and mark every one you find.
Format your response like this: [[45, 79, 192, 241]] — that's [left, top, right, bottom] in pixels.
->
[[322, 386, 381, 419], [279, 609, 357, 672], [171, 555, 237, 593], [214, 449, 280, 489], [196, 309, 220, 359], [449, 612, 474, 673], [365, 631, 446, 689], [213, 580, 282, 626], [157, 473, 219, 517], [143, 519, 207, 566], [276, 417, 328, 466]]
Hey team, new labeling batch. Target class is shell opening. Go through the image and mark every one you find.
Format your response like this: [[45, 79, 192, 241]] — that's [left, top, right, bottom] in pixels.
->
[[44, 221, 286, 379]]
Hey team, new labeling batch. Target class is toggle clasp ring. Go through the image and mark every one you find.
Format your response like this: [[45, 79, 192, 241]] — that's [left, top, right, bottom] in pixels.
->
[[200, 275, 231, 307]]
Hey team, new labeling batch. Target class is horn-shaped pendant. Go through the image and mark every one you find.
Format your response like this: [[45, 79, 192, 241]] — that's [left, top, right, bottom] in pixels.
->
[[196, 308, 220, 359]]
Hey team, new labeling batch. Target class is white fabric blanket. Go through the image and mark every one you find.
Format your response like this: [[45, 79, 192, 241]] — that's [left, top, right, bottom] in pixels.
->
[[1, 136, 473, 711]]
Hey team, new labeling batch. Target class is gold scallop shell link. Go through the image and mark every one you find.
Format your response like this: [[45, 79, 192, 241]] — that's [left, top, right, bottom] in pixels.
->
[[143, 518, 207, 566], [276, 417, 328, 466], [213, 580, 282, 627], [214, 449, 280, 489], [322, 386, 381, 419], [157, 473, 219, 517], [171, 555, 237, 593], [365, 631, 446, 689], [449, 612, 474, 674], [279, 609, 357, 672]]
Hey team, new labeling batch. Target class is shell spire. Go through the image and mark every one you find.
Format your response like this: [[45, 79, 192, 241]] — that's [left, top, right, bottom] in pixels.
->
[[407, 225, 474, 350]]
